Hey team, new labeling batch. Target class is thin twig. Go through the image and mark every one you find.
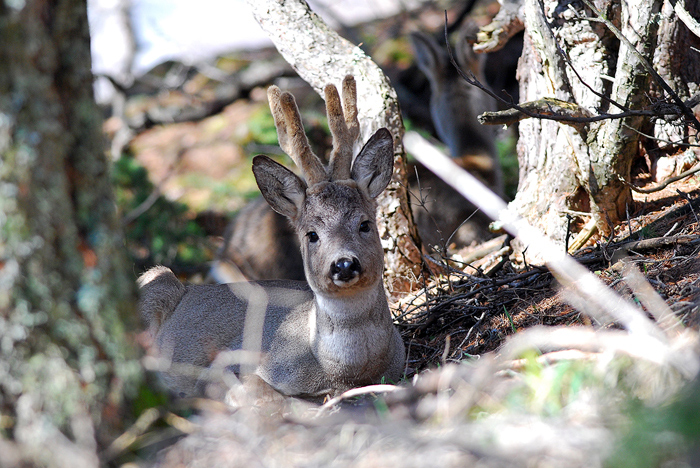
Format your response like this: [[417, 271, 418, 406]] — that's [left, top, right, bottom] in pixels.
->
[[405, 131, 668, 341], [554, 25, 630, 113], [622, 123, 700, 148], [121, 148, 186, 225], [676, 189, 699, 224], [456, 4, 700, 131], [318, 385, 399, 412], [447, 26, 656, 127], [626, 164, 700, 194]]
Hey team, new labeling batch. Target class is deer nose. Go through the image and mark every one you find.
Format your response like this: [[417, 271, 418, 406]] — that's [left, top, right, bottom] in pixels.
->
[[330, 257, 361, 283]]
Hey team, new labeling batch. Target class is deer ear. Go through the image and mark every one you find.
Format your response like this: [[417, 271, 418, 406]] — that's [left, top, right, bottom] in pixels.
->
[[253, 155, 307, 219], [351, 128, 394, 199], [410, 31, 446, 82]]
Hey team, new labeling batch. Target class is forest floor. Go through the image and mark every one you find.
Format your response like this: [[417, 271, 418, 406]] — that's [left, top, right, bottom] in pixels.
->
[[397, 176, 700, 376]]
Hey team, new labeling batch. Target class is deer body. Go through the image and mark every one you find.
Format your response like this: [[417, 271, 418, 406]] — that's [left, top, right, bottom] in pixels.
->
[[140, 77, 405, 399], [410, 31, 497, 171], [217, 197, 304, 282]]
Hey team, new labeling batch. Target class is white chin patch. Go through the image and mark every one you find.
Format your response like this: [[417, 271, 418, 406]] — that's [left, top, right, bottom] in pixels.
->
[[332, 276, 359, 287]]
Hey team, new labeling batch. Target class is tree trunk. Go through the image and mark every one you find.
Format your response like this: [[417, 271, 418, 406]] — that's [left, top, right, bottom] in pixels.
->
[[246, 0, 424, 298], [0, 0, 141, 465], [507, 0, 697, 255], [654, 0, 700, 144]]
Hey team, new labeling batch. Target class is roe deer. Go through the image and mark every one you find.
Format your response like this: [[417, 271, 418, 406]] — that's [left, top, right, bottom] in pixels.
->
[[211, 31, 504, 283], [139, 76, 406, 399]]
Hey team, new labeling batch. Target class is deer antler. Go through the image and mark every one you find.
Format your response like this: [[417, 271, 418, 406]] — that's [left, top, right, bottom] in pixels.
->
[[326, 75, 360, 181], [268, 85, 327, 185], [267, 75, 361, 185]]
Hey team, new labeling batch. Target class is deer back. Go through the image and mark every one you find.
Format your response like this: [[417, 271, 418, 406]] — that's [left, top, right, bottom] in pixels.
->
[[213, 196, 304, 283], [140, 76, 405, 399]]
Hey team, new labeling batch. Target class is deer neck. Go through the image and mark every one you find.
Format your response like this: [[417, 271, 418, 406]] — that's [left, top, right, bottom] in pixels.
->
[[309, 284, 393, 378], [313, 283, 387, 323]]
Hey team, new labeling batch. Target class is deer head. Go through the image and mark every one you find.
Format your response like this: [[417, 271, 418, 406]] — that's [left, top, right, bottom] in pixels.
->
[[252, 75, 394, 298]]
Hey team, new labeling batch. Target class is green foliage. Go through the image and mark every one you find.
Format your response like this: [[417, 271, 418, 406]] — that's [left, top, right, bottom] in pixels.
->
[[370, 37, 414, 68], [132, 381, 171, 418], [498, 351, 600, 416], [503, 306, 516, 334], [497, 134, 519, 201], [638, 225, 658, 240], [607, 379, 700, 468], [112, 155, 210, 271], [247, 106, 279, 146], [373, 397, 391, 418]]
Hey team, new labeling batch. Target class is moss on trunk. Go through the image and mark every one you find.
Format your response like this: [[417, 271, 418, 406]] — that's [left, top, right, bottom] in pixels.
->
[[0, 0, 142, 462]]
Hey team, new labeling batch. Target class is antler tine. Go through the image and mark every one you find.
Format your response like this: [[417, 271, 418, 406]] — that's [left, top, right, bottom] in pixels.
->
[[267, 85, 327, 185], [267, 86, 290, 153], [326, 75, 360, 181]]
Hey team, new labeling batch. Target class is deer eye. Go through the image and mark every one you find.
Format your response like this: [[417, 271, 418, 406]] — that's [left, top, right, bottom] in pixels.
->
[[359, 221, 371, 233], [307, 231, 319, 243]]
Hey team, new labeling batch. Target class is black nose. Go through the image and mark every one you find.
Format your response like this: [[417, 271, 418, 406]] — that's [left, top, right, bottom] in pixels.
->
[[330, 257, 361, 282]]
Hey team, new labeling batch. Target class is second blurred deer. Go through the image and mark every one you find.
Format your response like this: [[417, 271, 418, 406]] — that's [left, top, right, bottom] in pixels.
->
[[212, 31, 505, 283], [406, 30, 502, 249]]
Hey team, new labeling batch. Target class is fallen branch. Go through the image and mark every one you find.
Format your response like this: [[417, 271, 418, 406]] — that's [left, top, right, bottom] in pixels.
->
[[627, 164, 700, 194], [607, 234, 700, 262], [318, 384, 399, 413]]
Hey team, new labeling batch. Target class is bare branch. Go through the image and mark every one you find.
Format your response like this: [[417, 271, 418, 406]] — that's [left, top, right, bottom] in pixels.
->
[[623, 123, 700, 149], [404, 132, 669, 344], [477, 97, 656, 128], [671, 0, 700, 39], [625, 164, 700, 194], [458, 2, 698, 142]]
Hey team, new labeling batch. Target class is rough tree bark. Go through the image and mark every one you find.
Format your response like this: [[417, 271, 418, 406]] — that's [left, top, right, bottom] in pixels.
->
[[655, 0, 700, 144], [245, 0, 424, 298], [0, 0, 141, 465], [490, 0, 699, 255]]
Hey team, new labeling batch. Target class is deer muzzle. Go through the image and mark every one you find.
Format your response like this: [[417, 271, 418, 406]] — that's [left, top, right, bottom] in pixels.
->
[[330, 257, 361, 286]]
